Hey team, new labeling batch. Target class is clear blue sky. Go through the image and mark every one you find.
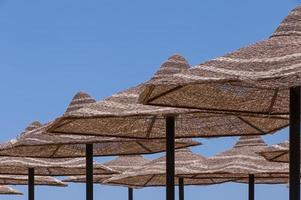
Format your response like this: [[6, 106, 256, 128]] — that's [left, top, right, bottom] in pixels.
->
[[0, 0, 298, 199]]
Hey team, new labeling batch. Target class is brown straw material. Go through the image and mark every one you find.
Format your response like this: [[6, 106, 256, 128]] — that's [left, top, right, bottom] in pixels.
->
[[64, 155, 150, 184], [0, 92, 200, 158], [0, 157, 115, 176], [191, 136, 289, 184], [47, 55, 288, 139], [105, 148, 232, 187], [259, 140, 290, 162], [0, 186, 23, 195], [235, 177, 290, 184], [0, 175, 66, 186], [139, 6, 301, 116]]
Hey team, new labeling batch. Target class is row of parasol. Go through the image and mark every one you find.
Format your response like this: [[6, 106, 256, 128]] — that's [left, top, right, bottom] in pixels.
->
[[0, 4, 300, 200]]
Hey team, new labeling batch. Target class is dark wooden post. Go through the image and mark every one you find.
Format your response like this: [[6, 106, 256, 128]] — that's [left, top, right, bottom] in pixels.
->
[[128, 188, 133, 200], [289, 87, 300, 200], [28, 168, 34, 200], [179, 177, 184, 200], [248, 174, 254, 200], [166, 116, 175, 200], [86, 144, 94, 200]]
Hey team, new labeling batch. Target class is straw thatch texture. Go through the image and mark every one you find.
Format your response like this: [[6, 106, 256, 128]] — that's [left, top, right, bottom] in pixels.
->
[[47, 56, 288, 139], [259, 140, 290, 162], [191, 136, 289, 183], [0, 92, 200, 158], [105, 148, 232, 187], [235, 177, 290, 184], [64, 155, 150, 184], [0, 175, 66, 186], [0, 157, 115, 176], [138, 6, 301, 115], [0, 186, 22, 195]]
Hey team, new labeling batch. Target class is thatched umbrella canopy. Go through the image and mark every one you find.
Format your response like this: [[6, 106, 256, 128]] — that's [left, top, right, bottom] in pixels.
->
[[64, 155, 151, 200], [192, 136, 289, 180], [48, 55, 288, 139], [190, 136, 290, 200], [138, 7, 301, 116], [0, 119, 198, 158], [64, 155, 151, 183], [0, 156, 114, 200], [105, 148, 231, 187], [0, 175, 66, 186], [259, 140, 290, 163], [0, 186, 23, 195], [0, 157, 115, 176], [0, 92, 198, 200]]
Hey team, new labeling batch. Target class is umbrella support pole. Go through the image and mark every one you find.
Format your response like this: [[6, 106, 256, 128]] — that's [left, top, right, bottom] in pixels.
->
[[128, 188, 133, 200], [86, 144, 94, 200], [28, 168, 34, 200], [166, 116, 175, 200], [289, 87, 300, 200], [179, 177, 184, 200], [248, 174, 254, 200]]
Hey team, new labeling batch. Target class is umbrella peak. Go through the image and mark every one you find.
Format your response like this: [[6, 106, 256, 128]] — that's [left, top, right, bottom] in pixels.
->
[[271, 5, 301, 38], [25, 121, 42, 132], [151, 54, 190, 81], [98, 155, 151, 172], [234, 136, 267, 148], [65, 91, 96, 113]]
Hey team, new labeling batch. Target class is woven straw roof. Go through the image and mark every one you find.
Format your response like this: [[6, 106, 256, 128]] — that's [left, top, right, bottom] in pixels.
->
[[138, 6, 301, 116], [64, 155, 150, 184], [235, 177, 290, 184], [0, 92, 200, 158], [47, 55, 288, 139], [105, 148, 232, 187], [0, 175, 66, 186], [259, 140, 290, 162], [0, 157, 115, 176], [191, 136, 289, 184], [0, 186, 22, 195]]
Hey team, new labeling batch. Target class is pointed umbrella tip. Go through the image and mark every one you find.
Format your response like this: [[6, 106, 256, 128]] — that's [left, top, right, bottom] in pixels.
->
[[234, 135, 267, 148], [151, 54, 190, 80], [65, 91, 96, 113], [167, 53, 188, 62], [25, 121, 42, 132], [271, 5, 301, 37], [175, 147, 192, 153]]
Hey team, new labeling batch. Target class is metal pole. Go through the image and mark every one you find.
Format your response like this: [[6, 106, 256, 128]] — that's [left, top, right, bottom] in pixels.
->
[[179, 177, 184, 200], [166, 116, 175, 200], [248, 174, 254, 200], [28, 168, 34, 200], [289, 87, 300, 200], [128, 188, 133, 200], [86, 144, 93, 200]]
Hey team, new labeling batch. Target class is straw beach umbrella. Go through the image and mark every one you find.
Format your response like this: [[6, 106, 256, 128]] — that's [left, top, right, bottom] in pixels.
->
[[47, 55, 288, 200], [0, 120, 198, 158], [105, 148, 232, 200], [0, 156, 114, 200], [137, 6, 301, 200], [0, 157, 114, 176], [0, 175, 66, 186], [259, 140, 291, 162], [64, 155, 151, 200], [49, 55, 288, 139], [0, 175, 66, 198], [0, 93, 199, 200], [0, 185, 23, 195], [191, 136, 289, 200]]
